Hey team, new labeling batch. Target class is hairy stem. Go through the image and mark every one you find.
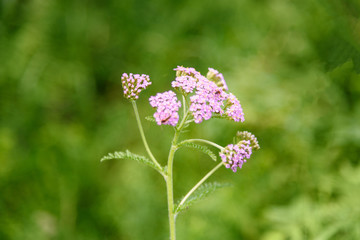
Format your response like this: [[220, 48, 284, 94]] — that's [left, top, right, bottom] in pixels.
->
[[176, 162, 223, 216], [131, 100, 164, 177]]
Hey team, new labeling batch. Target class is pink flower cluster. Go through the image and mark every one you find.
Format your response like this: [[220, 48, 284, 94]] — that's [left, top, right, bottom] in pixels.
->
[[149, 91, 181, 126], [121, 73, 151, 100], [219, 140, 252, 172], [171, 66, 244, 124], [147, 66, 244, 126]]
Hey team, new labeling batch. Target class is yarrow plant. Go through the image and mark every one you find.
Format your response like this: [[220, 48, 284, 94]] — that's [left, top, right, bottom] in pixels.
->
[[101, 66, 260, 240]]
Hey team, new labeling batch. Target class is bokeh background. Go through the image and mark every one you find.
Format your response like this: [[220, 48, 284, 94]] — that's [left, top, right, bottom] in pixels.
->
[[1, 0, 360, 239]]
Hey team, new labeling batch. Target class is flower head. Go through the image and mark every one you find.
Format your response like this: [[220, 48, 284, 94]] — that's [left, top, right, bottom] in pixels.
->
[[206, 68, 228, 91], [121, 73, 151, 100], [149, 91, 181, 126], [219, 140, 252, 172]]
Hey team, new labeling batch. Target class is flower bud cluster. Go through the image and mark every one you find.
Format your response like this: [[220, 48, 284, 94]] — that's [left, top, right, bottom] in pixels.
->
[[235, 131, 260, 150], [174, 66, 200, 77], [149, 91, 181, 126], [206, 67, 228, 91], [219, 140, 252, 172], [121, 73, 151, 100]]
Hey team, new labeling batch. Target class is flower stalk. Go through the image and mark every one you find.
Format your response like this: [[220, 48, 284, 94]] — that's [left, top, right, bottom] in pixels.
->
[[180, 138, 224, 150], [131, 100, 165, 177]]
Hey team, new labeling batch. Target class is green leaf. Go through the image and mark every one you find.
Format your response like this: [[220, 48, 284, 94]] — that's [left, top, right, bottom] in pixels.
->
[[178, 142, 217, 161], [175, 182, 231, 214], [145, 116, 157, 123], [100, 150, 163, 173], [211, 114, 229, 120]]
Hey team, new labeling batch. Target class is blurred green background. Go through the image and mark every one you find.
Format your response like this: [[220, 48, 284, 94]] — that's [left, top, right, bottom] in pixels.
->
[[1, 0, 360, 239]]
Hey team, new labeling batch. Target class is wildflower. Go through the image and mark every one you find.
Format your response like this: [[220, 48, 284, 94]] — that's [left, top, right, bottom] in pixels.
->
[[121, 73, 151, 100], [206, 68, 228, 91], [149, 91, 181, 126], [219, 140, 252, 172], [224, 93, 245, 122]]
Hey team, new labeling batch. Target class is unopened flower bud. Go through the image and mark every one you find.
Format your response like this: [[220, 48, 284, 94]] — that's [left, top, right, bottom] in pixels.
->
[[173, 66, 200, 77], [235, 131, 260, 150], [206, 68, 228, 91]]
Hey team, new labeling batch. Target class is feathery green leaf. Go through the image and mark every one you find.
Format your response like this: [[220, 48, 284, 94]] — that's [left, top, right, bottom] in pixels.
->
[[175, 182, 231, 214], [145, 116, 157, 123], [178, 142, 217, 161], [100, 150, 163, 173]]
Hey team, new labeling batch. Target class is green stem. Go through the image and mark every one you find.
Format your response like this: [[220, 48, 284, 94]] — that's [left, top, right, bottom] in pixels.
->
[[181, 138, 224, 150], [131, 100, 164, 177], [166, 132, 179, 240], [182, 95, 186, 118], [176, 162, 224, 217], [166, 108, 190, 240]]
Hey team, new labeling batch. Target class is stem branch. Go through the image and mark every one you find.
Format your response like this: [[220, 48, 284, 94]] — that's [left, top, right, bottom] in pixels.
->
[[181, 138, 224, 150], [131, 100, 164, 177], [182, 95, 186, 118], [176, 162, 223, 214]]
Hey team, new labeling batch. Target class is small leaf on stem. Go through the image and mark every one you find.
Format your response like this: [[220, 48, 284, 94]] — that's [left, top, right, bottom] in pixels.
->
[[178, 142, 217, 161], [175, 182, 231, 214], [100, 150, 163, 173]]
